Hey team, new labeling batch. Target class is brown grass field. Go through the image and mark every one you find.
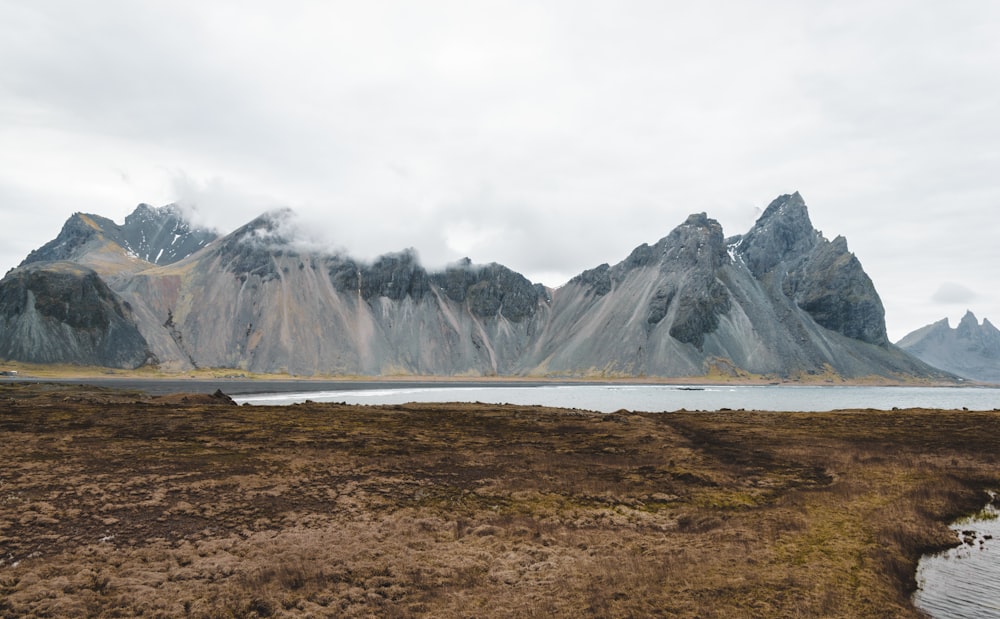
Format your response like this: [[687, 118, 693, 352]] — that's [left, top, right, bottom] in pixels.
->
[[1, 382, 998, 618]]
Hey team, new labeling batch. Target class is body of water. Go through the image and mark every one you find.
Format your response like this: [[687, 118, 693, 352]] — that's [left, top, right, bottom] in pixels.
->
[[233, 383, 1000, 412], [914, 496, 1000, 619]]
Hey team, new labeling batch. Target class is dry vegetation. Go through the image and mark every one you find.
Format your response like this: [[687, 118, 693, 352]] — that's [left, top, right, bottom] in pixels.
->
[[1, 382, 998, 618]]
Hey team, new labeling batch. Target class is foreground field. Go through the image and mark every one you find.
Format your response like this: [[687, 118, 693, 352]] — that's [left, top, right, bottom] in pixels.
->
[[1, 383, 998, 618]]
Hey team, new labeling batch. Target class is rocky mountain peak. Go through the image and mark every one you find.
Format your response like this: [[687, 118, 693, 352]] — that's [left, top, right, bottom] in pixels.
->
[[957, 310, 981, 336], [215, 210, 299, 281], [738, 192, 818, 278], [657, 212, 727, 271], [19, 212, 115, 267], [118, 202, 217, 265], [759, 191, 807, 221], [20, 204, 216, 271], [232, 208, 296, 244]]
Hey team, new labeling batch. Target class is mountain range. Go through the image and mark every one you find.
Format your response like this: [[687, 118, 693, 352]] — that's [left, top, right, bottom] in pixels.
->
[[897, 311, 1000, 383], [0, 193, 952, 381]]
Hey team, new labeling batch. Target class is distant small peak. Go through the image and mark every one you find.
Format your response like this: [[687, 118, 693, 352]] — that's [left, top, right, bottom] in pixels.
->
[[960, 310, 979, 327], [956, 310, 981, 338]]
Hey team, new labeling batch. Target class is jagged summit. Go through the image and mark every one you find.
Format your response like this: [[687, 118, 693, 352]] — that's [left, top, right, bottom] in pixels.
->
[[898, 310, 1000, 383], [956, 310, 988, 338], [738, 192, 820, 279], [735, 197, 887, 347], [20, 203, 217, 273], [119, 203, 217, 265], [525, 196, 927, 378]]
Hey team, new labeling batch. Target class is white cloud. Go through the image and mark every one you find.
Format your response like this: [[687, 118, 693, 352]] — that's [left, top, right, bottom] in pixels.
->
[[931, 282, 979, 305], [2, 0, 999, 340]]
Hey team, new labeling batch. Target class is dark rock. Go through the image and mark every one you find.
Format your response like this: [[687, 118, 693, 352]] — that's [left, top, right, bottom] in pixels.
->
[[0, 263, 154, 368], [646, 285, 675, 326], [650, 213, 731, 348], [569, 263, 612, 296], [359, 249, 430, 301], [623, 243, 655, 270], [738, 192, 818, 278], [739, 194, 888, 347], [431, 261, 545, 322], [216, 210, 295, 280], [327, 258, 362, 292], [783, 236, 888, 346], [211, 389, 237, 405], [433, 258, 479, 303]]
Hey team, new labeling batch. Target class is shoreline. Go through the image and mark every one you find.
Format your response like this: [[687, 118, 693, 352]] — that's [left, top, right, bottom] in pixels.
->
[[0, 362, 987, 397], [0, 375, 993, 399]]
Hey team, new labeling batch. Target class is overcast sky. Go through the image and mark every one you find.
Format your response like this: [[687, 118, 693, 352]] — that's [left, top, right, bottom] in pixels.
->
[[2, 1, 998, 342]]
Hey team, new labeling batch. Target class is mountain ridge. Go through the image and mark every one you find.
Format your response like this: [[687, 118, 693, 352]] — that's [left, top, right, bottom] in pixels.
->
[[0, 194, 954, 380], [897, 310, 1000, 383]]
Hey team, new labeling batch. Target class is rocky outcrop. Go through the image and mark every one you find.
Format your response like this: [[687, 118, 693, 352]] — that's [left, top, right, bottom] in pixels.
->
[[897, 311, 1000, 383], [0, 262, 154, 368]]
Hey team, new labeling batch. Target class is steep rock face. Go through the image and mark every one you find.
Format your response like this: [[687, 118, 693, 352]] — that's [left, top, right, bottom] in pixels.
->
[[737, 193, 888, 346], [432, 259, 547, 323], [0, 263, 153, 368], [897, 311, 1000, 383], [360, 250, 432, 302], [647, 213, 731, 348], [738, 192, 819, 279]]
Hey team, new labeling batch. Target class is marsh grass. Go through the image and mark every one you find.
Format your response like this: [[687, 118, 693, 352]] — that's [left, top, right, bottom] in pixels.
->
[[1, 385, 998, 617]]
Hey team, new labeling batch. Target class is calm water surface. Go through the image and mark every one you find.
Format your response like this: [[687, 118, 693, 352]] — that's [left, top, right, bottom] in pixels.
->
[[913, 498, 1000, 619], [234, 384, 1000, 412]]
